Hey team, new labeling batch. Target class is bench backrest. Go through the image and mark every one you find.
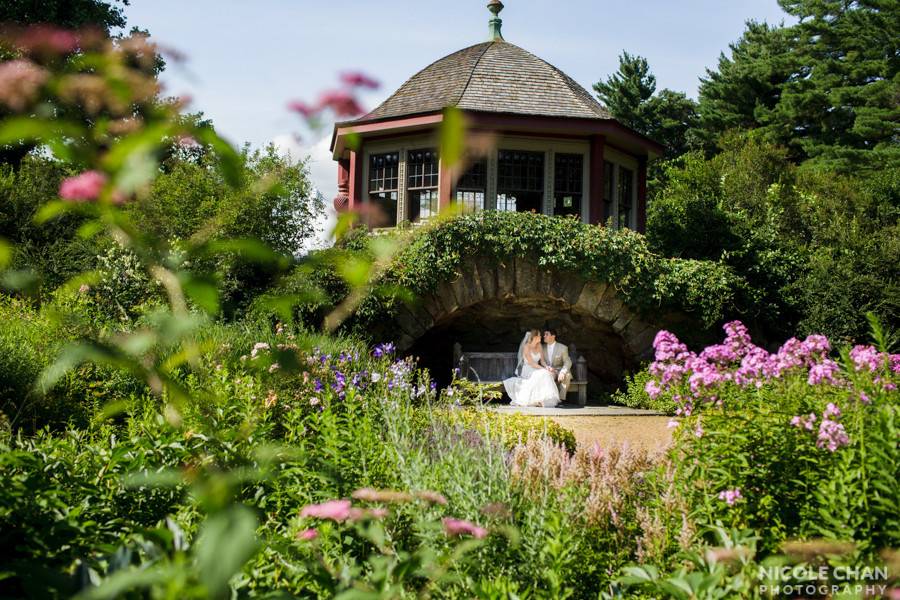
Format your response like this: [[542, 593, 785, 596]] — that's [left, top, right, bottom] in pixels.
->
[[453, 343, 587, 383], [459, 352, 519, 382]]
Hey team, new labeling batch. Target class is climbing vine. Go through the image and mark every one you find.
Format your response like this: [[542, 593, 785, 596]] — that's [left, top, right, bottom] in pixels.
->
[[259, 211, 743, 334]]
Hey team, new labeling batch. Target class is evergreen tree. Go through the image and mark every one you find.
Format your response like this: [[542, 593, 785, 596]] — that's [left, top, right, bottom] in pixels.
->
[[698, 2, 899, 171], [594, 52, 699, 158]]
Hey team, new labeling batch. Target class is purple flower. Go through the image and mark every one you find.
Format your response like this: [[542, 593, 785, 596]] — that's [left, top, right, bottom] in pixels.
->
[[373, 342, 396, 358]]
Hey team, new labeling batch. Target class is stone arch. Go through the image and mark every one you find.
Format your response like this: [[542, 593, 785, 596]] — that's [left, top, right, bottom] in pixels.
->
[[385, 256, 675, 389]]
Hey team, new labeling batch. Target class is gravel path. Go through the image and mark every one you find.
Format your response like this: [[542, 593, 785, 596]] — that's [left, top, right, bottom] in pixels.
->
[[549, 416, 673, 453]]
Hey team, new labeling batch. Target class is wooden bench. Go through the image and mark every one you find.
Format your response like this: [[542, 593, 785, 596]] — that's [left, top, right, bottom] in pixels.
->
[[452, 342, 589, 405]]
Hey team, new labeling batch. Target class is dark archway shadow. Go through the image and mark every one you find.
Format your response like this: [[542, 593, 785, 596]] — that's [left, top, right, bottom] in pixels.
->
[[409, 295, 634, 392]]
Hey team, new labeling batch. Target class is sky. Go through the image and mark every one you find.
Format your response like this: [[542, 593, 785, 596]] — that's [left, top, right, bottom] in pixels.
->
[[123, 0, 794, 244]]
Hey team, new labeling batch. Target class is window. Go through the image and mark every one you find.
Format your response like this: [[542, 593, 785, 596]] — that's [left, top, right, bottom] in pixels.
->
[[603, 161, 615, 223], [497, 150, 544, 213], [407, 149, 439, 221], [617, 166, 634, 229], [554, 153, 583, 217], [368, 152, 399, 227], [455, 158, 486, 212]]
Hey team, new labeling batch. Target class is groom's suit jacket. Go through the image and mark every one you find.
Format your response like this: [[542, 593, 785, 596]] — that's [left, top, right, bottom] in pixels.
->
[[542, 343, 572, 387]]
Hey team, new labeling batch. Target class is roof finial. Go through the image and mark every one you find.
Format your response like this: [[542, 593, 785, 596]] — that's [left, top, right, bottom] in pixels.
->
[[487, 0, 504, 41]]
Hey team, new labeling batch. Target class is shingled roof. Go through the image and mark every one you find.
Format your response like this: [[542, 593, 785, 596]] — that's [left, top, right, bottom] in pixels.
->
[[353, 40, 613, 124]]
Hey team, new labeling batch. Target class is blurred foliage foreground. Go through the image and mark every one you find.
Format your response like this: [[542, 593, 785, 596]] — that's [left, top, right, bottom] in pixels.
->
[[0, 25, 897, 600]]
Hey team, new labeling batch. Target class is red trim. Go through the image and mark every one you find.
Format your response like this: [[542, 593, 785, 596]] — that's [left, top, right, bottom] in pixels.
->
[[464, 112, 664, 155], [332, 110, 664, 158], [332, 113, 444, 156], [589, 135, 605, 225]]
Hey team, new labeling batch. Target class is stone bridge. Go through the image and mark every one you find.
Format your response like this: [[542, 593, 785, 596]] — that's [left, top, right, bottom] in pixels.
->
[[383, 256, 684, 390]]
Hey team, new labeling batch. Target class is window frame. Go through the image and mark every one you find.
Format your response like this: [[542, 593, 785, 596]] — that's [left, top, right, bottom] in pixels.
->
[[366, 151, 400, 228], [454, 156, 487, 213], [454, 135, 590, 222], [603, 146, 639, 230], [363, 135, 440, 227], [406, 148, 440, 222]]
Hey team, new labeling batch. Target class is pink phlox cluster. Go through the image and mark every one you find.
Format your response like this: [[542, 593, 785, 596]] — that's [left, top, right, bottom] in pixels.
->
[[442, 517, 488, 539], [850, 345, 882, 372], [808, 359, 841, 386], [646, 322, 853, 410], [790, 413, 817, 431], [718, 488, 742, 506], [300, 499, 352, 522], [817, 418, 850, 452], [59, 170, 106, 202]]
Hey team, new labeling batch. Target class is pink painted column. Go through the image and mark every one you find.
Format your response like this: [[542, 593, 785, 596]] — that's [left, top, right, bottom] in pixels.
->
[[333, 158, 350, 212], [588, 135, 606, 225]]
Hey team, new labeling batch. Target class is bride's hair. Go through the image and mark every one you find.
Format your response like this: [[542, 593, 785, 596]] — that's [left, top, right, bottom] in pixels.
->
[[528, 329, 541, 343]]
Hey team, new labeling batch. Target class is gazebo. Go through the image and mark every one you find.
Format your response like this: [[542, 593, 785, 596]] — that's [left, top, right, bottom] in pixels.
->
[[330, 1, 663, 231]]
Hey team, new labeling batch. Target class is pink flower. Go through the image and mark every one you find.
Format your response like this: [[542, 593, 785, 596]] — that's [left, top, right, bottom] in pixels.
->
[[352, 488, 413, 503], [78, 283, 90, 294], [287, 100, 318, 118], [339, 71, 380, 90], [807, 359, 841, 386], [667, 419, 679, 429], [442, 517, 488, 539], [59, 170, 106, 202], [644, 379, 662, 399], [790, 412, 817, 431], [817, 419, 849, 452], [890, 354, 900, 374], [16, 25, 80, 56], [317, 89, 365, 117], [415, 490, 448, 505], [300, 499, 352, 522], [718, 488, 742, 506], [297, 528, 318, 541], [0, 59, 48, 112], [850, 345, 880, 372]]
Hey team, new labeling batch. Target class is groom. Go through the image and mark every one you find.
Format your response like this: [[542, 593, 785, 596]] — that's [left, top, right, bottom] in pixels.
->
[[542, 328, 572, 403]]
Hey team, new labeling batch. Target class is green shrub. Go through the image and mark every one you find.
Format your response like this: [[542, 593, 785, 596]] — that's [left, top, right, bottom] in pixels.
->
[[611, 368, 676, 413], [425, 407, 577, 453], [0, 296, 144, 431]]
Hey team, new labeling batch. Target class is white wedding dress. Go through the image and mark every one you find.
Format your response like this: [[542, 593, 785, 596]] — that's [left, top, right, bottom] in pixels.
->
[[504, 349, 560, 408]]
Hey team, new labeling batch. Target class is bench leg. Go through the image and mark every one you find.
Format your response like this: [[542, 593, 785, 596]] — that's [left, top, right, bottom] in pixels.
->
[[578, 385, 587, 406]]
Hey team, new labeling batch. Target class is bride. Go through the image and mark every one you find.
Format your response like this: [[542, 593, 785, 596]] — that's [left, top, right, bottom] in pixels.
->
[[503, 329, 561, 408]]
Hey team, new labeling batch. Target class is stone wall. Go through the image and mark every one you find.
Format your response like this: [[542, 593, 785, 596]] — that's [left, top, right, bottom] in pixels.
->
[[380, 255, 682, 388]]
